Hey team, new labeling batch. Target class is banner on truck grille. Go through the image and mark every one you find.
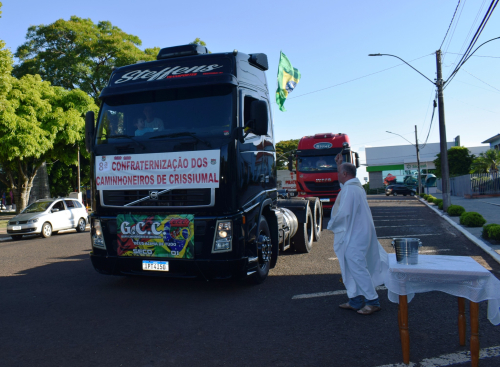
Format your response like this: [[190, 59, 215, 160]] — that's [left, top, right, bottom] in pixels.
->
[[95, 150, 220, 191], [117, 214, 194, 258]]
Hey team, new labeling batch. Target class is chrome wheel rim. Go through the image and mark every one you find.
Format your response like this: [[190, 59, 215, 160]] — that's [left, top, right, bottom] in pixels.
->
[[43, 224, 51, 237], [257, 234, 272, 264]]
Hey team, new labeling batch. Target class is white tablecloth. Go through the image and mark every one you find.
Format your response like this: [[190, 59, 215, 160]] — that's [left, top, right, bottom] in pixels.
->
[[384, 254, 500, 325]]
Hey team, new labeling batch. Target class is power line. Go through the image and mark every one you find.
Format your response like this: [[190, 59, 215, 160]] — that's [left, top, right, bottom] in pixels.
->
[[461, 68, 500, 92], [286, 53, 434, 101], [444, 52, 500, 58], [420, 94, 438, 150], [446, 0, 498, 85], [440, 0, 462, 49], [448, 0, 486, 68], [443, 0, 468, 64]]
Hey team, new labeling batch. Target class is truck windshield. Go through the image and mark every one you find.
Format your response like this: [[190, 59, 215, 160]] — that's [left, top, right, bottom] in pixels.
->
[[96, 85, 234, 145], [298, 155, 337, 172]]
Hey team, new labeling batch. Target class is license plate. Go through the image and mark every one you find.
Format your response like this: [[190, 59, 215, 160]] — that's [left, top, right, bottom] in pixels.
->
[[142, 260, 169, 271], [320, 198, 330, 202], [12, 226, 21, 230]]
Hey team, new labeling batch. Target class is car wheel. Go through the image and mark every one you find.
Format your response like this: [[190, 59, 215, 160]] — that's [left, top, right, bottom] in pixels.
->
[[393, 192, 398, 196], [403, 194, 407, 196], [76, 218, 86, 232], [386, 193, 390, 196], [251, 216, 272, 284], [11, 235, 23, 241], [41, 222, 52, 238]]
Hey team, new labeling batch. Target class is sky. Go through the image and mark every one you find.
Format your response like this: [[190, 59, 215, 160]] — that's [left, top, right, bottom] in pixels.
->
[[1, 0, 499, 180]]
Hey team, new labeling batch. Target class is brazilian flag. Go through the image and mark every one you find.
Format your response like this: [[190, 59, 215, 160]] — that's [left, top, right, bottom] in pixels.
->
[[276, 51, 301, 112]]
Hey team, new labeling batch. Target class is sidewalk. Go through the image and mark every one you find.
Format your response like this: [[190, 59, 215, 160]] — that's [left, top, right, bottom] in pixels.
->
[[426, 193, 500, 257], [0, 213, 16, 240]]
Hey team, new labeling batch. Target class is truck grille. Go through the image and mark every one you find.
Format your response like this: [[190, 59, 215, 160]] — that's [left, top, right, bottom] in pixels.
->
[[102, 189, 212, 207], [304, 181, 340, 192]]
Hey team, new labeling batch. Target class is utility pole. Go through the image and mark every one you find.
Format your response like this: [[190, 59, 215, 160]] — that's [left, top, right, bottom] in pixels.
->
[[414, 125, 422, 195], [436, 50, 451, 211]]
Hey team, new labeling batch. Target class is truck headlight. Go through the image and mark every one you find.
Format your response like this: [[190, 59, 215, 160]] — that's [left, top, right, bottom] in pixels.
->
[[92, 219, 106, 250], [212, 220, 232, 252]]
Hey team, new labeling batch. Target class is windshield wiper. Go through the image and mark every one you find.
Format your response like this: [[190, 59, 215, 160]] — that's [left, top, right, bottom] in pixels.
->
[[150, 132, 212, 148], [103, 134, 146, 150]]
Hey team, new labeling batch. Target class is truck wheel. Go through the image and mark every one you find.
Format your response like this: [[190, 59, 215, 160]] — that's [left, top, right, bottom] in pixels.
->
[[251, 216, 272, 284], [292, 207, 313, 253], [306, 198, 323, 241]]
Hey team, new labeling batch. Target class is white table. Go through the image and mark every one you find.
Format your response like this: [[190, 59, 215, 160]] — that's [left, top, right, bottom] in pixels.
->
[[384, 254, 500, 366]]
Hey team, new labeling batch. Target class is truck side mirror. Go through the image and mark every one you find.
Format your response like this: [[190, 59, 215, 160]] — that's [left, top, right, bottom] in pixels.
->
[[355, 152, 360, 168], [287, 155, 294, 171], [85, 111, 95, 153], [250, 100, 269, 136]]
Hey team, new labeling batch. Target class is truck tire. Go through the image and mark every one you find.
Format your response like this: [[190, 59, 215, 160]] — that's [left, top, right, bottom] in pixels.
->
[[291, 207, 313, 253], [306, 197, 323, 241], [251, 216, 272, 284]]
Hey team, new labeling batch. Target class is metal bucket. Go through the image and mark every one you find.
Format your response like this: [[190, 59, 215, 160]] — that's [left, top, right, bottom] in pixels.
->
[[391, 238, 422, 265]]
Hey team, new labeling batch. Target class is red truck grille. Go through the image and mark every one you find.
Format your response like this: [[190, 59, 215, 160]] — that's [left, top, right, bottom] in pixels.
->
[[304, 181, 340, 192]]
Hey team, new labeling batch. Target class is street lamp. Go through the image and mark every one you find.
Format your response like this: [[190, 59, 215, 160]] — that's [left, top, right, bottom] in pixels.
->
[[386, 128, 422, 195], [369, 52, 451, 211]]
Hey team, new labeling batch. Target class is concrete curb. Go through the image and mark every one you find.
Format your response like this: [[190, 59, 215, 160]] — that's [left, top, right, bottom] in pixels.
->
[[418, 197, 500, 265]]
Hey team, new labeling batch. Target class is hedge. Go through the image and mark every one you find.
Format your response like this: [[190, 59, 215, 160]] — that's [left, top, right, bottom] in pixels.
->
[[447, 205, 466, 216], [438, 201, 444, 210], [419, 193, 426, 198], [482, 224, 500, 241], [460, 212, 486, 227], [433, 199, 443, 207], [426, 195, 437, 203]]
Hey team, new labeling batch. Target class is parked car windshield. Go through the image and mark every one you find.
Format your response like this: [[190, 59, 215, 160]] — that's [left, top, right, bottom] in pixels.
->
[[21, 201, 52, 213]]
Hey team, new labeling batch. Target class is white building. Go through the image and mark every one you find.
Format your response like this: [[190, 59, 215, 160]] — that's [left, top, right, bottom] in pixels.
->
[[365, 142, 487, 192]]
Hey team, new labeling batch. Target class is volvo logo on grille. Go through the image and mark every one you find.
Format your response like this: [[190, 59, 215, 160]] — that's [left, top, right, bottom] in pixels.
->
[[149, 191, 159, 200], [16, 221, 19, 225]]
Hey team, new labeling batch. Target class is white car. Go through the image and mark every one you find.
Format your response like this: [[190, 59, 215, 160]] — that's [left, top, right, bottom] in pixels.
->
[[7, 198, 88, 240]]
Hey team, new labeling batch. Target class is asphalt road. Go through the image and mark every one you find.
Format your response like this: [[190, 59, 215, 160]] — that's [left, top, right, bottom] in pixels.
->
[[1, 196, 499, 367]]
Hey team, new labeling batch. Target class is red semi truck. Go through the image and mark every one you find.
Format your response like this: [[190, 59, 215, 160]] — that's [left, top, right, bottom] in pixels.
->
[[288, 133, 359, 211]]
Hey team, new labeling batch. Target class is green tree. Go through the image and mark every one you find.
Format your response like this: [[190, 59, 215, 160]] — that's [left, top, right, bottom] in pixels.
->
[[276, 139, 299, 170], [471, 149, 500, 173], [46, 155, 90, 197], [0, 2, 13, 107], [13, 16, 159, 105], [433, 146, 475, 178], [0, 74, 96, 213]]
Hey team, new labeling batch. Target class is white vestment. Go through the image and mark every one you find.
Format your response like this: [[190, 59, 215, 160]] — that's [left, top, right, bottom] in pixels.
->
[[327, 178, 388, 299]]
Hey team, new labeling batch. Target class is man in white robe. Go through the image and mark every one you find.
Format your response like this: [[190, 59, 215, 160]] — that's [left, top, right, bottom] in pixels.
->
[[327, 159, 388, 315]]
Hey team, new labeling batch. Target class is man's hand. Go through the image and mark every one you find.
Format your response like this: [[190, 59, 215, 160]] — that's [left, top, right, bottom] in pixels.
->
[[335, 153, 343, 167]]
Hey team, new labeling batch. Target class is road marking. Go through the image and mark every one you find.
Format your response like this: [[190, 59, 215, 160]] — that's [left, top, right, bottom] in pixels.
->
[[378, 234, 438, 239], [328, 257, 337, 260], [375, 225, 428, 228], [373, 219, 425, 222], [372, 216, 419, 218], [292, 286, 387, 299], [420, 249, 451, 253], [373, 345, 500, 367]]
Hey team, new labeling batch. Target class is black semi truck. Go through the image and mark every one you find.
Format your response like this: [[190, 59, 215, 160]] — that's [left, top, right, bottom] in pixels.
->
[[85, 44, 323, 283]]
